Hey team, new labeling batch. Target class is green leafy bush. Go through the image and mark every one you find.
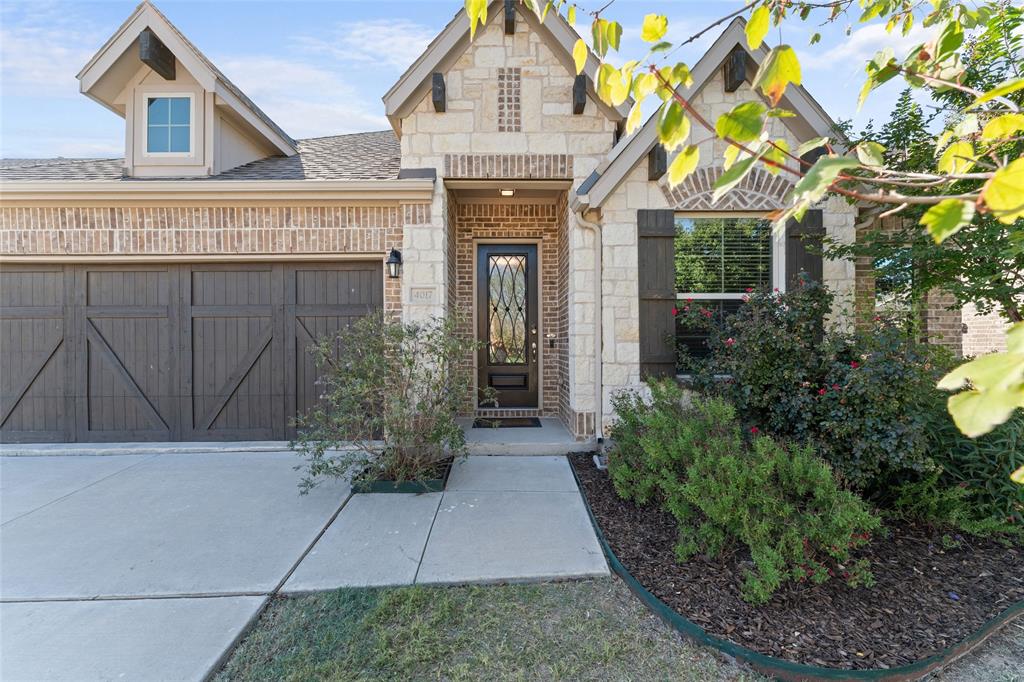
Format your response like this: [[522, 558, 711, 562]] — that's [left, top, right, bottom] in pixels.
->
[[677, 280, 953, 492], [890, 472, 1017, 538], [922, 409, 1024, 525], [292, 312, 486, 491], [608, 380, 880, 604]]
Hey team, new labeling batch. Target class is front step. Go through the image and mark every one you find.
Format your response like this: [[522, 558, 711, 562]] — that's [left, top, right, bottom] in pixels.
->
[[460, 417, 596, 456]]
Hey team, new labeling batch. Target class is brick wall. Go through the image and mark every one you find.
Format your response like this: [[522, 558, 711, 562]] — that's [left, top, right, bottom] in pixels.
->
[[0, 203, 425, 316], [451, 201, 567, 423], [962, 302, 1010, 356]]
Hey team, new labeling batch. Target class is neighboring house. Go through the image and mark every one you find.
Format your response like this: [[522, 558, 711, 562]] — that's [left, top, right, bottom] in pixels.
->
[[0, 0, 993, 445]]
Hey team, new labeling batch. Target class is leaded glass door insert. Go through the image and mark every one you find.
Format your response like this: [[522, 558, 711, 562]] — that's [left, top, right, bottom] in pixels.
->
[[476, 244, 538, 408]]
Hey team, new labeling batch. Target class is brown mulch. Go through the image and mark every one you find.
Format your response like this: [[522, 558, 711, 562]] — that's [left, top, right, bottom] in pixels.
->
[[570, 454, 1024, 670]]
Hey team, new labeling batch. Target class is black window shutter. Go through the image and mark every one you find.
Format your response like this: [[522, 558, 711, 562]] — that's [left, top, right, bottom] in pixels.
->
[[637, 209, 677, 379], [785, 209, 824, 288]]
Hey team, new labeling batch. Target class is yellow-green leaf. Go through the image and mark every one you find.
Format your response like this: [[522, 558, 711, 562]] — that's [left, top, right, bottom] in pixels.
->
[[572, 39, 588, 75], [668, 145, 700, 186], [981, 113, 1024, 141], [855, 141, 885, 167], [567, 4, 576, 26], [723, 144, 743, 170], [789, 156, 859, 206], [640, 14, 668, 43], [715, 101, 766, 143], [1012, 465, 1024, 485], [920, 199, 975, 243], [712, 156, 758, 203], [466, 0, 488, 39], [657, 101, 690, 151], [970, 77, 1024, 108], [632, 72, 658, 101], [626, 102, 643, 135], [752, 45, 801, 106], [605, 20, 622, 51], [946, 385, 1024, 438], [746, 5, 770, 50], [983, 157, 1024, 224], [937, 141, 974, 175]]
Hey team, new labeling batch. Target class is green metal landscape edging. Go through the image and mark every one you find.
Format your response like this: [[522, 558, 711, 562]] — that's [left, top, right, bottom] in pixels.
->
[[351, 459, 452, 494], [570, 463, 1023, 682]]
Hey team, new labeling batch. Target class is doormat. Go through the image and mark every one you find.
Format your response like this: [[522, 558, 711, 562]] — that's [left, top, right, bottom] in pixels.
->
[[472, 417, 542, 428]]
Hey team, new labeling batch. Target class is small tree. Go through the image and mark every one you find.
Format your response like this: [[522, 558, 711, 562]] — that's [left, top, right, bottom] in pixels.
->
[[292, 312, 485, 491]]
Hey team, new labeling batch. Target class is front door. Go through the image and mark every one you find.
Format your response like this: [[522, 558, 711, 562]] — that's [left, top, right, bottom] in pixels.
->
[[477, 244, 539, 408]]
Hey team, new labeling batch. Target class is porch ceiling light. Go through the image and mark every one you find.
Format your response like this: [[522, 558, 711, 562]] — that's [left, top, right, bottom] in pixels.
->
[[499, 188, 515, 197], [386, 247, 403, 278]]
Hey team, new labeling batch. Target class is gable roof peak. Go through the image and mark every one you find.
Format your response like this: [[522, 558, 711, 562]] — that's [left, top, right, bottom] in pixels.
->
[[382, 0, 631, 134], [77, 0, 296, 156]]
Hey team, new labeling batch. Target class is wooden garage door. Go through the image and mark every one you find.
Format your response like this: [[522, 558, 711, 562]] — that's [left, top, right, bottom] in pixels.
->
[[0, 262, 382, 443]]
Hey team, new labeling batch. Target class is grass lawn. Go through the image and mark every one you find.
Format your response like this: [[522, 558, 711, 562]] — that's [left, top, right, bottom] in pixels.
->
[[217, 577, 1023, 681], [216, 578, 760, 681]]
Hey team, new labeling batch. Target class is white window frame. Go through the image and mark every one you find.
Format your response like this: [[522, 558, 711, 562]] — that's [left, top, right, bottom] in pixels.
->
[[142, 93, 195, 158], [673, 211, 786, 301]]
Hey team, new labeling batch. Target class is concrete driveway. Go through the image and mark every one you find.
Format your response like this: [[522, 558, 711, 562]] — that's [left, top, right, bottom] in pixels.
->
[[0, 451, 606, 681], [0, 450, 349, 682]]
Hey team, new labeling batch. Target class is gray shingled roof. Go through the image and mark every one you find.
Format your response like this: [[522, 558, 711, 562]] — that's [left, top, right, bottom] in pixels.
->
[[0, 131, 401, 182]]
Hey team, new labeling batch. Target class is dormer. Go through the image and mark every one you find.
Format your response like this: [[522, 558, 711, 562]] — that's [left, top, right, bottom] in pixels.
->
[[76, 1, 296, 178]]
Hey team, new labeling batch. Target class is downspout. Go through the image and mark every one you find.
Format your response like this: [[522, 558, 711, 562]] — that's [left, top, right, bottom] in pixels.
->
[[575, 207, 604, 444]]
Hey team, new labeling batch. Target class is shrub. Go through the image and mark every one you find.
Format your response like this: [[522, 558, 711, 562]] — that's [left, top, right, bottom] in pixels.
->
[[292, 312, 485, 491], [676, 280, 952, 492], [608, 380, 880, 604], [890, 472, 1018, 538], [921, 408, 1024, 526]]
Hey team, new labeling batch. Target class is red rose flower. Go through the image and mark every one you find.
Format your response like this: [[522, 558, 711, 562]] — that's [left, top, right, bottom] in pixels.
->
[[850, 361, 859, 369], [832, 384, 840, 390], [672, 307, 678, 316], [818, 388, 826, 396], [745, 287, 754, 293], [750, 426, 759, 435]]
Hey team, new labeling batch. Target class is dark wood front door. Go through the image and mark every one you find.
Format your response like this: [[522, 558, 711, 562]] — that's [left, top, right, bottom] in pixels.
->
[[477, 244, 539, 408]]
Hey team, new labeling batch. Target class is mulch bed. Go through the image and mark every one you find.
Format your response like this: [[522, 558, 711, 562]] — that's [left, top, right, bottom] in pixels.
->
[[570, 454, 1024, 670]]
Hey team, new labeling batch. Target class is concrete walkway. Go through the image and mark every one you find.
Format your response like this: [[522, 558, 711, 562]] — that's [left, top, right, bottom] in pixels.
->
[[284, 456, 608, 591], [0, 450, 605, 681]]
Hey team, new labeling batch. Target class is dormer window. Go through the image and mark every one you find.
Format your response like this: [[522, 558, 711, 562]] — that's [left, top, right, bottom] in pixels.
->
[[146, 95, 192, 154]]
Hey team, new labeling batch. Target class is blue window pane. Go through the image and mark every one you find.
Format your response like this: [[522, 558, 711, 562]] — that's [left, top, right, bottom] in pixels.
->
[[169, 126, 190, 153], [169, 97, 190, 125], [147, 97, 169, 124], [147, 126, 169, 153]]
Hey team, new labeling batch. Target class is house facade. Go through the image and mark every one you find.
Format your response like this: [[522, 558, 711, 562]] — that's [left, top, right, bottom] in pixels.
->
[[0, 0, 992, 445]]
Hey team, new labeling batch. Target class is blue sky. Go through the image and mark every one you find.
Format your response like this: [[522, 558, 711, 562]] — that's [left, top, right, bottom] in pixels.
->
[[0, 0, 937, 159]]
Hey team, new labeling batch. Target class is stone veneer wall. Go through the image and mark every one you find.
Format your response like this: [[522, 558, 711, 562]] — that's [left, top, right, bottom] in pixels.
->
[[398, 7, 615, 436], [0, 204, 419, 315], [451, 201, 567, 423]]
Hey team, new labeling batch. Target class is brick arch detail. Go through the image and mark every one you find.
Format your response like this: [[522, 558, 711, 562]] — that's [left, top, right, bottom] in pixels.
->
[[660, 165, 794, 211]]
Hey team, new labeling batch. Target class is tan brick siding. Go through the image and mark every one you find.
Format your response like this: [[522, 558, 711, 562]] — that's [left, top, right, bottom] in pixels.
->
[[0, 204, 426, 316], [962, 302, 1010, 356]]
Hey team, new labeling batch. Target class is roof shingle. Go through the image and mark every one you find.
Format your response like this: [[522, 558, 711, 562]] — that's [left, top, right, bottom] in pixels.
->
[[0, 131, 401, 182]]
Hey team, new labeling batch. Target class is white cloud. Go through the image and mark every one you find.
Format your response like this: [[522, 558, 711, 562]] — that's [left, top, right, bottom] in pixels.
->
[[214, 56, 388, 138], [295, 19, 435, 72], [0, 2, 102, 97], [802, 22, 936, 73]]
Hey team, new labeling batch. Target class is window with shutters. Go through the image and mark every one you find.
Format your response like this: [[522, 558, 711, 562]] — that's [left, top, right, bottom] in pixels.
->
[[674, 215, 785, 359]]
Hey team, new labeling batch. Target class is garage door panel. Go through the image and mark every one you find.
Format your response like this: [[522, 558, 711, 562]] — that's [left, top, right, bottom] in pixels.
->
[[2, 261, 381, 443], [184, 265, 283, 441], [0, 267, 69, 443], [77, 266, 177, 442], [84, 317, 174, 438]]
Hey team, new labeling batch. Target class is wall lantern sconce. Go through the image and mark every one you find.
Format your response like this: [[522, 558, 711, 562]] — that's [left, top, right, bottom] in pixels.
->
[[386, 248, 403, 278]]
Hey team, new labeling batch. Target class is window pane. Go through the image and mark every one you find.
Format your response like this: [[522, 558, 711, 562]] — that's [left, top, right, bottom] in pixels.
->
[[675, 217, 772, 294], [487, 254, 528, 365], [676, 299, 743, 368], [147, 125, 169, 153], [169, 97, 190, 125], [147, 97, 169, 124], [169, 125, 190, 153]]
